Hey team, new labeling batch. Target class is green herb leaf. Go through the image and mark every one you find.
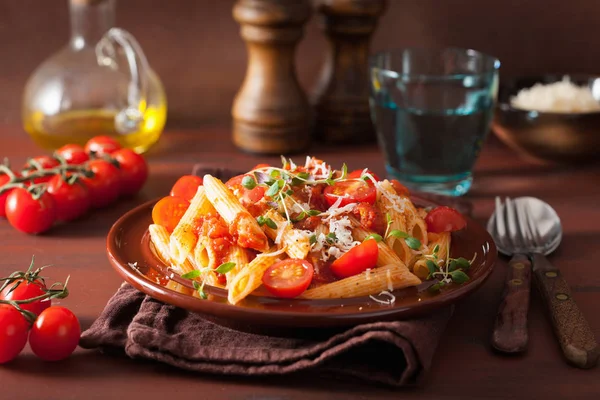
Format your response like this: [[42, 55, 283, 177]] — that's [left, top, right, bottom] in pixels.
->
[[386, 213, 392, 225], [432, 244, 440, 254], [241, 175, 257, 190], [325, 178, 335, 186], [340, 163, 348, 179], [193, 281, 208, 299], [264, 217, 277, 230], [309, 234, 317, 245], [426, 260, 438, 275], [388, 230, 409, 239], [364, 233, 383, 242], [307, 209, 321, 216], [292, 211, 306, 222], [266, 181, 280, 197], [256, 215, 266, 226], [454, 257, 471, 270], [181, 270, 201, 279], [428, 281, 445, 293], [215, 262, 236, 274], [404, 237, 421, 250], [448, 260, 458, 272], [269, 169, 280, 178], [450, 270, 470, 284], [326, 232, 337, 243]]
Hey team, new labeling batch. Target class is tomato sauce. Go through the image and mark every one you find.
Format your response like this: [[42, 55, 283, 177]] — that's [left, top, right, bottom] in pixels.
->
[[308, 255, 337, 288], [352, 202, 386, 235]]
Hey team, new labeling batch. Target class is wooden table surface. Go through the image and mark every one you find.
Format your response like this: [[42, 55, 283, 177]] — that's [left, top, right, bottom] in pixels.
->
[[0, 126, 598, 399]]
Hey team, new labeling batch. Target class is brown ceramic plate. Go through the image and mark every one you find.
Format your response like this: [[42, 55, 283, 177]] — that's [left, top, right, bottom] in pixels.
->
[[107, 199, 496, 331]]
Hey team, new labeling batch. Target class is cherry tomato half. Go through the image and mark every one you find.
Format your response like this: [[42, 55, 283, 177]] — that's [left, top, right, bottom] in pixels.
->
[[170, 175, 203, 202], [55, 144, 89, 165], [262, 259, 314, 298], [330, 239, 379, 279], [112, 149, 148, 196], [226, 174, 266, 204], [152, 196, 190, 233], [84, 136, 121, 156], [5, 188, 56, 234], [425, 206, 467, 233], [348, 169, 381, 182], [390, 179, 410, 197], [252, 163, 271, 170], [0, 304, 29, 364], [0, 279, 50, 316], [22, 156, 60, 184], [29, 306, 81, 361], [81, 159, 121, 208], [47, 174, 91, 222], [323, 179, 377, 208]]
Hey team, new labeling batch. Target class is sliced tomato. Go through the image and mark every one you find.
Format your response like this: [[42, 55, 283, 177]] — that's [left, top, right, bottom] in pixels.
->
[[348, 169, 381, 183], [330, 239, 379, 278], [323, 179, 377, 207], [152, 196, 189, 232], [226, 174, 266, 204], [390, 179, 410, 197], [425, 206, 467, 233], [262, 259, 314, 298], [170, 175, 203, 202], [252, 163, 271, 170]]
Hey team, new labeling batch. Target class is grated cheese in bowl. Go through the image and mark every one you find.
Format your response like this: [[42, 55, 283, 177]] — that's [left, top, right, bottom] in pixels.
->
[[510, 76, 600, 113]]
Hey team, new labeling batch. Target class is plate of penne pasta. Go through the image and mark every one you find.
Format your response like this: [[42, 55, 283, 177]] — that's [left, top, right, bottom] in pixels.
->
[[107, 157, 496, 329]]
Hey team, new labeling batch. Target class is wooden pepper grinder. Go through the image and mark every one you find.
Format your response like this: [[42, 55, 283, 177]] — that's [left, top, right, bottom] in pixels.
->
[[312, 0, 387, 144], [232, 0, 312, 154]]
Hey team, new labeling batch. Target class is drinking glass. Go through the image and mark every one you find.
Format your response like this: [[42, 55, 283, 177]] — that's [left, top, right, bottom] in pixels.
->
[[369, 48, 500, 196]]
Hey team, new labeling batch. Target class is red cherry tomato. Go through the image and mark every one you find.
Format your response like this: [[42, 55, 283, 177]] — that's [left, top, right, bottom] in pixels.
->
[[29, 306, 81, 361], [55, 144, 89, 165], [323, 179, 377, 208], [330, 239, 379, 278], [262, 259, 314, 298], [112, 148, 148, 196], [84, 136, 122, 156], [47, 174, 91, 222], [226, 174, 266, 204], [390, 179, 410, 197], [0, 279, 50, 316], [22, 156, 60, 184], [252, 163, 271, 170], [152, 196, 190, 232], [170, 175, 203, 202], [0, 304, 29, 364], [0, 173, 13, 218], [81, 159, 121, 208], [5, 188, 56, 234], [348, 169, 381, 182], [425, 206, 467, 233]]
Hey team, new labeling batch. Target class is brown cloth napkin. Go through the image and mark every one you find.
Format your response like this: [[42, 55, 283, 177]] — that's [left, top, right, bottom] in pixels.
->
[[80, 165, 466, 387]]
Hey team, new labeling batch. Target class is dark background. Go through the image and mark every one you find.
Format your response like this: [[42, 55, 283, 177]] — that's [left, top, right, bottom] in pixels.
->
[[0, 0, 597, 127]]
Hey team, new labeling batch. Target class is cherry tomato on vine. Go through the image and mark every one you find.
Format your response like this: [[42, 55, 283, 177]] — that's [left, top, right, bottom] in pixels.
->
[[55, 144, 89, 165], [112, 148, 148, 196], [152, 196, 189, 232], [330, 239, 379, 279], [170, 175, 203, 202], [22, 156, 60, 184], [0, 304, 29, 364], [84, 136, 121, 156], [81, 159, 121, 208], [5, 188, 56, 234], [0, 173, 13, 218], [29, 306, 81, 361], [0, 279, 50, 316], [47, 174, 91, 222], [262, 259, 314, 298], [425, 206, 467, 233]]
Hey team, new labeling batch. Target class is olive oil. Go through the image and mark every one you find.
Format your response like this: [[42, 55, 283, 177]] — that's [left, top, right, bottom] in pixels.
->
[[23, 106, 166, 153]]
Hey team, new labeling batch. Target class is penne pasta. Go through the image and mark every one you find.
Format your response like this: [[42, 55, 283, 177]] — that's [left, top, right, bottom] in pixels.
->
[[169, 186, 215, 264], [261, 209, 311, 259], [203, 175, 269, 252], [149, 224, 196, 275], [224, 243, 250, 289], [302, 264, 421, 299]]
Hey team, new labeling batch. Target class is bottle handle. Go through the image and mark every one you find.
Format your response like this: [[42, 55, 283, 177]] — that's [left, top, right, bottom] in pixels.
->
[[96, 27, 149, 134]]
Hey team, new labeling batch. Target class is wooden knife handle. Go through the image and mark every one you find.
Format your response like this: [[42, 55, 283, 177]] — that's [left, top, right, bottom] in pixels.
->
[[491, 253, 531, 353], [532, 252, 599, 369]]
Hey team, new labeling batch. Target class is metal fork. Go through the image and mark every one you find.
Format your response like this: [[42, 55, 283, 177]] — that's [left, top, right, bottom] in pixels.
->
[[488, 197, 533, 353]]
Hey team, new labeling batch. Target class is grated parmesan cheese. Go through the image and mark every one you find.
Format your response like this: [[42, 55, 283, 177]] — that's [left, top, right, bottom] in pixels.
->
[[386, 269, 393, 292], [274, 221, 289, 245], [369, 290, 396, 305]]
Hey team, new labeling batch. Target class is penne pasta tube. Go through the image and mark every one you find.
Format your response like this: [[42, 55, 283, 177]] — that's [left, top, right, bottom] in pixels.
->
[[224, 243, 250, 289], [379, 180, 428, 247], [302, 264, 421, 299], [227, 248, 285, 305], [351, 222, 406, 268], [427, 231, 451, 263], [261, 209, 311, 259], [169, 186, 215, 264], [149, 224, 196, 275], [203, 175, 269, 252]]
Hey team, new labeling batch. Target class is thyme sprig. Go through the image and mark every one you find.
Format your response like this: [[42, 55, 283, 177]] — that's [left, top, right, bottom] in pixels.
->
[[363, 212, 422, 250], [179, 262, 237, 299]]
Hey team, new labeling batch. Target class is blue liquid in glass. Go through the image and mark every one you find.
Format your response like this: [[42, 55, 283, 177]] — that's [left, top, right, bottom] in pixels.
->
[[370, 90, 494, 196]]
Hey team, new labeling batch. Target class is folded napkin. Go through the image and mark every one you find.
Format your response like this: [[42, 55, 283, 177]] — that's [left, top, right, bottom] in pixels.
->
[[80, 165, 468, 387]]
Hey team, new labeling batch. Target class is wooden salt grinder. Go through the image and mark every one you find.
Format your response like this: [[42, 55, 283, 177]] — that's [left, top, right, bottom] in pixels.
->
[[313, 0, 387, 144], [232, 0, 312, 154]]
